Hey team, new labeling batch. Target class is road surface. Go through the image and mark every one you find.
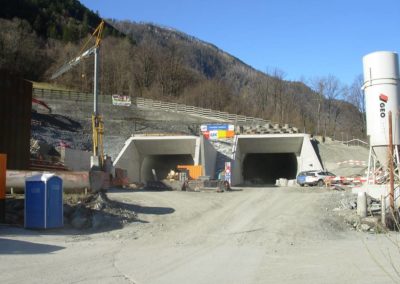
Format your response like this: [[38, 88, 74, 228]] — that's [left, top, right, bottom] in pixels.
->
[[1, 187, 400, 283]]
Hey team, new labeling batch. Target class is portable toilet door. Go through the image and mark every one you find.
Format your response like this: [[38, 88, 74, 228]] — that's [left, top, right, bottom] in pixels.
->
[[25, 173, 63, 229], [25, 176, 46, 228], [46, 175, 63, 228]]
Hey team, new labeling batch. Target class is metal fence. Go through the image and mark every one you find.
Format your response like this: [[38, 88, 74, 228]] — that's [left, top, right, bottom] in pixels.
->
[[33, 88, 271, 125]]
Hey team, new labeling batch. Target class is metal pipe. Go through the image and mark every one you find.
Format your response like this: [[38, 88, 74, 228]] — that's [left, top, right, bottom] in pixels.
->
[[389, 111, 394, 212], [6, 171, 90, 191], [94, 47, 99, 115]]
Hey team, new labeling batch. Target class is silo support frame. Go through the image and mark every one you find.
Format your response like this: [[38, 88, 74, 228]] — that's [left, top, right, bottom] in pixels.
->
[[367, 145, 400, 184]]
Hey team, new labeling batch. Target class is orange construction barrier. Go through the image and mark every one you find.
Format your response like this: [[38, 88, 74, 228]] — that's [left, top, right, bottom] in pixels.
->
[[0, 154, 6, 223], [177, 165, 203, 180]]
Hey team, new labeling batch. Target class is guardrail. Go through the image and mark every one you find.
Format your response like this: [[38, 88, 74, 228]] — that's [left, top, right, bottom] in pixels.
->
[[134, 97, 270, 124], [342, 138, 369, 148], [33, 88, 272, 125]]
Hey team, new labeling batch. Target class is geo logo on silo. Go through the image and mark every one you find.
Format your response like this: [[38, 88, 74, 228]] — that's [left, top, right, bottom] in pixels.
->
[[379, 94, 388, 118]]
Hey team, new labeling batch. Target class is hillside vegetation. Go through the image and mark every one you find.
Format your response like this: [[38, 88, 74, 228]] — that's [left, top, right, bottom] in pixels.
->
[[0, 0, 365, 140]]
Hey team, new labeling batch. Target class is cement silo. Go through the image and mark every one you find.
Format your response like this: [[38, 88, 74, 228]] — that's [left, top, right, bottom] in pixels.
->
[[362, 51, 400, 170]]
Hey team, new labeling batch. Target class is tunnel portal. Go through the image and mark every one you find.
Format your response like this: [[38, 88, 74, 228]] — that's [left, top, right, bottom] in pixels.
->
[[242, 153, 297, 184], [141, 154, 194, 182]]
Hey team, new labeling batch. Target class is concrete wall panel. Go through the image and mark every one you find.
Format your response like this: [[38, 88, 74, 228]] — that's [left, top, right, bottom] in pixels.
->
[[60, 147, 91, 171], [200, 136, 217, 179]]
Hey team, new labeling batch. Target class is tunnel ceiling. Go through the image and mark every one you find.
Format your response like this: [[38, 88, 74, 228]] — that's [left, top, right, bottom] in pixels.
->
[[237, 135, 304, 155]]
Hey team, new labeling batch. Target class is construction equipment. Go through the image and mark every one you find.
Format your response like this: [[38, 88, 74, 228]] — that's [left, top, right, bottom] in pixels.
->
[[51, 20, 105, 167], [32, 98, 52, 113]]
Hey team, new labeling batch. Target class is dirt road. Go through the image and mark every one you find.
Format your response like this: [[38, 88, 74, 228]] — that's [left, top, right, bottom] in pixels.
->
[[1, 187, 400, 283]]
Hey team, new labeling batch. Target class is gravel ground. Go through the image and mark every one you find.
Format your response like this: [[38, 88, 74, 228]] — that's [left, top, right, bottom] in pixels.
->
[[1, 187, 400, 284], [17, 97, 388, 283]]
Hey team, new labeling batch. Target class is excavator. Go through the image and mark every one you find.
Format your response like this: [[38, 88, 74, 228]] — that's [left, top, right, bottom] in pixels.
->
[[51, 20, 105, 167]]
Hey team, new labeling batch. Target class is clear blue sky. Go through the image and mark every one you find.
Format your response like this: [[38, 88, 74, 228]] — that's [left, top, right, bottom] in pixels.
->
[[79, 0, 400, 86]]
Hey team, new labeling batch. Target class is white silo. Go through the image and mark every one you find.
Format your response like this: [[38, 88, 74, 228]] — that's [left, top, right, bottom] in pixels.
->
[[363, 51, 400, 170]]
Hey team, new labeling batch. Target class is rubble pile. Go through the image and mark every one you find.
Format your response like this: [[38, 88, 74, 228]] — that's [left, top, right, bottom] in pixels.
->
[[5, 197, 24, 225], [5, 192, 137, 230], [333, 193, 386, 233], [64, 192, 137, 230]]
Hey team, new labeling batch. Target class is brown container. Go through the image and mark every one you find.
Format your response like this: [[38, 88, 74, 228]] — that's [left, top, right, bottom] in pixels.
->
[[0, 71, 32, 170]]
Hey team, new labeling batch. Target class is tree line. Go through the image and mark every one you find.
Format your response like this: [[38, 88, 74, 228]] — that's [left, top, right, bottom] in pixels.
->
[[0, 12, 366, 141]]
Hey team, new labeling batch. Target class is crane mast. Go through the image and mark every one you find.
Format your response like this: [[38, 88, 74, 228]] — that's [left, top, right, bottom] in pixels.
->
[[51, 21, 105, 167]]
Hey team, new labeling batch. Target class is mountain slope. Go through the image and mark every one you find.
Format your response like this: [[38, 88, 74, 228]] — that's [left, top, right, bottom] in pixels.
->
[[1, 0, 365, 140]]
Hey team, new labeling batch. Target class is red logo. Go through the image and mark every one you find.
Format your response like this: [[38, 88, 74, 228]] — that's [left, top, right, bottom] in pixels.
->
[[379, 93, 387, 118], [379, 94, 388, 102]]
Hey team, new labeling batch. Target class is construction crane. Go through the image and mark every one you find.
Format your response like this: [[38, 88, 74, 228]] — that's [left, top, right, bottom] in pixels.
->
[[51, 20, 105, 167]]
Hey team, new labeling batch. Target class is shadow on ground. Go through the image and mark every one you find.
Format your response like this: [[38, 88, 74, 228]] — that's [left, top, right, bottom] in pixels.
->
[[0, 238, 65, 254], [127, 204, 175, 215]]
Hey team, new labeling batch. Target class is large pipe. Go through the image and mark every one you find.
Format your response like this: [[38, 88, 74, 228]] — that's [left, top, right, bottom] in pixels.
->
[[6, 171, 90, 192]]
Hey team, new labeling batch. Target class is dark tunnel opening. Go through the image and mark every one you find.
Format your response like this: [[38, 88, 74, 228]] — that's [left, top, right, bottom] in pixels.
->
[[141, 154, 194, 182], [243, 153, 298, 184]]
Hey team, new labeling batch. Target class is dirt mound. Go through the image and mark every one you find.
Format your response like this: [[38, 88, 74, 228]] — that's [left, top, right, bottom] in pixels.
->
[[5, 192, 137, 231], [64, 192, 138, 230]]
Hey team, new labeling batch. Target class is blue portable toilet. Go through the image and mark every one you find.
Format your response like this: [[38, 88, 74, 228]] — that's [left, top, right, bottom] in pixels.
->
[[25, 173, 63, 229]]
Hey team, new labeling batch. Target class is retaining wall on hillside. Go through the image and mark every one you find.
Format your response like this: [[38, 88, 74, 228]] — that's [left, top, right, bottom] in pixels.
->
[[33, 88, 274, 126]]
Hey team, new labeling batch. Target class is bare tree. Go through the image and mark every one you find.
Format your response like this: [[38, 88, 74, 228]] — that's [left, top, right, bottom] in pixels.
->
[[311, 75, 343, 137], [267, 68, 286, 123], [347, 74, 366, 135]]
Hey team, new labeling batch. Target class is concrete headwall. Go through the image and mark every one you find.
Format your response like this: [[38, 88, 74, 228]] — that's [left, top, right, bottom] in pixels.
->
[[298, 137, 324, 173], [200, 136, 218, 179], [231, 134, 323, 185], [114, 136, 200, 183]]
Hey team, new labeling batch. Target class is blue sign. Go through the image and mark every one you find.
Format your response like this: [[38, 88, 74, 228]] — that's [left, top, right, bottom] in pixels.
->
[[201, 124, 234, 131]]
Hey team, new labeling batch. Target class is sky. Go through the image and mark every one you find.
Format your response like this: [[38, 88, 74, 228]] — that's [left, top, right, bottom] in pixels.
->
[[79, 0, 400, 86]]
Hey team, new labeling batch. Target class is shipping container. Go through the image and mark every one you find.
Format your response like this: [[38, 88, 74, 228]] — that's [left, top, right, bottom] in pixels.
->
[[0, 71, 32, 170], [177, 165, 203, 180]]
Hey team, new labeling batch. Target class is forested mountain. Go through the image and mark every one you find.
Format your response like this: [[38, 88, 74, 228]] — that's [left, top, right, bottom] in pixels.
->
[[0, 0, 366, 139]]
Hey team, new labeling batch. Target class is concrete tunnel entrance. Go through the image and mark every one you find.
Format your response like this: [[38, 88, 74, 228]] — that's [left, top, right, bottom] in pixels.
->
[[113, 136, 201, 183], [141, 154, 194, 182], [231, 134, 323, 186], [243, 153, 298, 184]]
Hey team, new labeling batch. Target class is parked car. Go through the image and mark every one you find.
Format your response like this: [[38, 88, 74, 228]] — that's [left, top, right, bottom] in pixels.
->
[[296, 170, 336, 187]]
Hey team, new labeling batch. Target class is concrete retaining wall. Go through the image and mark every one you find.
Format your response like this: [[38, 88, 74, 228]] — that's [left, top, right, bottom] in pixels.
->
[[200, 136, 218, 179]]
